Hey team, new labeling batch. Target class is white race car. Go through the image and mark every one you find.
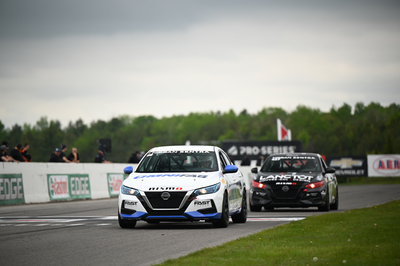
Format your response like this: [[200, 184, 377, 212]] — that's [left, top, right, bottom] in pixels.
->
[[118, 145, 247, 228]]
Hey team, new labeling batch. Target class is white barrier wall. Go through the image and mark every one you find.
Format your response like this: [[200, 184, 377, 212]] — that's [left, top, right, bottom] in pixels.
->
[[0, 162, 255, 205], [0, 162, 132, 205]]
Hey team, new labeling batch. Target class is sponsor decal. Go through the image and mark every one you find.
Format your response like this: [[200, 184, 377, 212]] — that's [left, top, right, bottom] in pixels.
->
[[48, 175, 69, 199], [108, 173, 128, 196], [124, 201, 138, 210], [133, 174, 208, 179], [48, 174, 91, 200], [330, 158, 363, 169], [194, 200, 212, 208], [276, 182, 297, 185], [369, 155, 400, 176], [272, 156, 316, 161], [0, 174, 24, 205], [260, 175, 313, 182], [153, 150, 210, 154], [148, 187, 183, 191], [327, 156, 367, 177]]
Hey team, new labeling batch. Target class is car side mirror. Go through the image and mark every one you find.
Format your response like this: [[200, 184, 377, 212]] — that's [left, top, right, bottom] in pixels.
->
[[251, 167, 258, 174], [325, 167, 336, 174], [223, 165, 238, 174], [124, 166, 133, 174]]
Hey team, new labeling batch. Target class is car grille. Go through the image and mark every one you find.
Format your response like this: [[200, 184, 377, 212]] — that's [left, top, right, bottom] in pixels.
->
[[144, 191, 187, 209], [270, 186, 301, 199]]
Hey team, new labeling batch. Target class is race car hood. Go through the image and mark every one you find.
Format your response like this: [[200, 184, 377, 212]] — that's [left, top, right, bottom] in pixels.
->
[[123, 171, 223, 191], [256, 172, 323, 183]]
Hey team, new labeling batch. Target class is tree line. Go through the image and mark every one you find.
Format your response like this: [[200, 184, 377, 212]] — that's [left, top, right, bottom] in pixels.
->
[[1, 102, 399, 163]]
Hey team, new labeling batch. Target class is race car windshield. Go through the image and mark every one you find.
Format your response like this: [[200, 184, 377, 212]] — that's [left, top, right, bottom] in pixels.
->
[[136, 151, 219, 173], [260, 156, 321, 173]]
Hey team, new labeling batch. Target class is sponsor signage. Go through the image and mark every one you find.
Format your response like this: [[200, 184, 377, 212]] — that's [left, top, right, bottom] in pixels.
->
[[368, 154, 400, 177], [48, 174, 91, 200], [221, 140, 303, 161], [326, 156, 368, 177], [108, 173, 128, 196], [0, 174, 25, 205]]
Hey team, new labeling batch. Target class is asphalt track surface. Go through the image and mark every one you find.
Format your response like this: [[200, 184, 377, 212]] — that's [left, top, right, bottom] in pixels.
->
[[1, 184, 400, 266]]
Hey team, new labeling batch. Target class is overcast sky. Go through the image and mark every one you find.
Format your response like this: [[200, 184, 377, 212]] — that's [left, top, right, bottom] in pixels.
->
[[1, 0, 399, 129]]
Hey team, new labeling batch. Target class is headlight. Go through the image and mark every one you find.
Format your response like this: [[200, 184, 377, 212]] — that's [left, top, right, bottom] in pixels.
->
[[121, 185, 139, 196], [193, 183, 221, 196]]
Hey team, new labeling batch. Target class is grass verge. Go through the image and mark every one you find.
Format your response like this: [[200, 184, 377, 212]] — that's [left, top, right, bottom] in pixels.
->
[[157, 200, 400, 266]]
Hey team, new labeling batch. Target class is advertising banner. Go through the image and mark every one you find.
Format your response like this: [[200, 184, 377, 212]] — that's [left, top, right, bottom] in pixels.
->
[[368, 154, 400, 177], [0, 174, 24, 205], [108, 173, 128, 197], [221, 140, 303, 161], [48, 174, 91, 200], [326, 156, 368, 177]]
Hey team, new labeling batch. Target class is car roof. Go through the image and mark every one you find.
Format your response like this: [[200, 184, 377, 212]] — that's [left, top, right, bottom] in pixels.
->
[[149, 145, 217, 152]]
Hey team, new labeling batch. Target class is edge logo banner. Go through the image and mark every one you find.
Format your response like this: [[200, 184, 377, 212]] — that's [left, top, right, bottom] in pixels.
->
[[0, 174, 24, 205], [48, 174, 91, 200]]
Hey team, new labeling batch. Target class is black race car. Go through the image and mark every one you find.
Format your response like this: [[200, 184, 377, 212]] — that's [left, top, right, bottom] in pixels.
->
[[249, 153, 338, 212]]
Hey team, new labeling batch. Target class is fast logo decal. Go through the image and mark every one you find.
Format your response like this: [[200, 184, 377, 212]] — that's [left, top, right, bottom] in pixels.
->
[[259, 175, 313, 182], [133, 174, 208, 179]]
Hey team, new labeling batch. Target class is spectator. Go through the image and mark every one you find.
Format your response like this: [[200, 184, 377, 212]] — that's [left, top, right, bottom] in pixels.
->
[[10, 144, 25, 162], [67, 147, 80, 163], [59, 144, 72, 163], [256, 155, 265, 166], [49, 148, 63, 162], [20, 143, 32, 162], [240, 155, 251, 166], [128, 151, 141, 163], [0, 144, 14, 162], [95, 146, 111, 163]]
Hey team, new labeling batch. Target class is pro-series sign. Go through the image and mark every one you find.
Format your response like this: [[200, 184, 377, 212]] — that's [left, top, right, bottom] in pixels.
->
[[0, 174, 25, 205], [48, 174, 91, 200], [221, 140, 303, 161]]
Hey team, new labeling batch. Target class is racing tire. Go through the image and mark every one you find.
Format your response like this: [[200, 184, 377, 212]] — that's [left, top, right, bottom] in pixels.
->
[[318, 189, 330, 212], [118, 212, 137, 229], [231, 191, 247, 223], [250, 203, 262, 212], [213, 193, 229, 228], [330, 188, 339, 210]]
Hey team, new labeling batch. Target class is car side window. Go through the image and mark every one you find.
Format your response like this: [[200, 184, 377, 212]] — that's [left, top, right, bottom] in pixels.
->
[[320, 158, 328, 171], [219, 152, 228, 170], [221, 151, 233, 166]]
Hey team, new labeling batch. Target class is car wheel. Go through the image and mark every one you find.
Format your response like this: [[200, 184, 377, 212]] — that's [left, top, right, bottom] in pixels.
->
[[250, 202, 262, 212], [118, 212, 137, 228], [213, 193, 229, 228], [318, 189, 330, 212], [231, 190, 247, 223], [330, 188, 339, 210]]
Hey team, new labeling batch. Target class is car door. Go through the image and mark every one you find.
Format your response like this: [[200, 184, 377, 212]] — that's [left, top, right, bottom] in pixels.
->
[[218, 150, 242, 212], [320, 157, 336, 203]]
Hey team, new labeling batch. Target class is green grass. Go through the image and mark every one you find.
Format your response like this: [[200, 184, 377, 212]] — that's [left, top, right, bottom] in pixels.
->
[[338, 176, 400, 185], [157, 200, 400, 266]]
